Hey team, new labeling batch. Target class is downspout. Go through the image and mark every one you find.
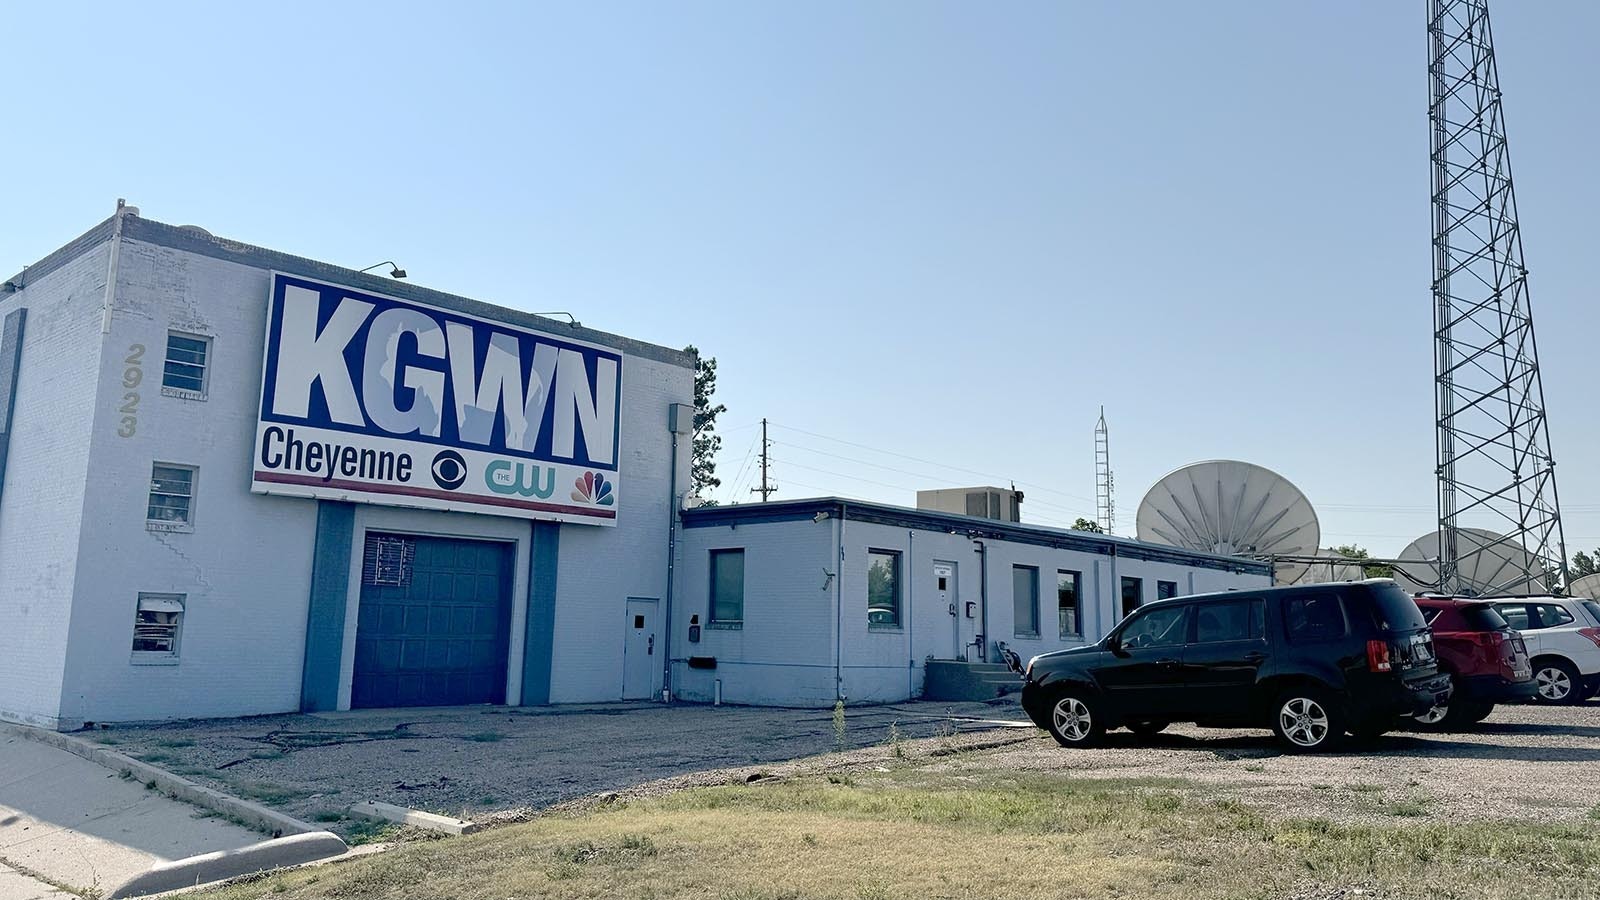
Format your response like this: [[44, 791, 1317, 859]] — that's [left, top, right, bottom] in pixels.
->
[[906, 529, 915, 699], [973, 538, 989, 662], [100, 201, 130, 334], [662, 430, 680, 702], [835, 502, 846, 700]]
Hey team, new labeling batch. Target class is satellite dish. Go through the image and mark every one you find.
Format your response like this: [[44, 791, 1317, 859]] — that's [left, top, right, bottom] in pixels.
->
[[1564, 572, 1600, 599], [1293, 548, 1367, 585], [1391, 528, 1542, 596], [1135, 460, 1321, 585]]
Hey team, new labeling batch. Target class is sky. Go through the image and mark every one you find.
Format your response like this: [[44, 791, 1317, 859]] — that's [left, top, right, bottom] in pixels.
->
[[6, 1, 1600, 558]]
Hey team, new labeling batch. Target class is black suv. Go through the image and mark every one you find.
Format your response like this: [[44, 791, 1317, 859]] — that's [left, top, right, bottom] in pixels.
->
[[1020, 579, 1451, 752]]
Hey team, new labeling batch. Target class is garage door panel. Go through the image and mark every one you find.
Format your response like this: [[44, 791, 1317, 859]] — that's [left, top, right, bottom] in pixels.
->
[[352, 534, 514, 709]]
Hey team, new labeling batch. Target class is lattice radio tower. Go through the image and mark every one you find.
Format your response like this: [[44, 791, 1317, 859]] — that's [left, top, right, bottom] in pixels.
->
[[1429, 0, 1567, 593], [1095, 408, 1115, 534]]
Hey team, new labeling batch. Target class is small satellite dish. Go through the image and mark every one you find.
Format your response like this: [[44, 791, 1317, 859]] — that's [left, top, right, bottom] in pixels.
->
[[1564, 572, 1600, 599], [1135, 460, 1321, 585], [1292, 548, 1367, 585], [1391, 528, 1542, 596]]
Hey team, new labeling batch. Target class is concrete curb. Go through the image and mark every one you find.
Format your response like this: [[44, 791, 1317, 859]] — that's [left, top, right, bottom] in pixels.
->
[[0, 724, 319, 839], [107, 831, 349, 898], [351, 800, 481, 835]]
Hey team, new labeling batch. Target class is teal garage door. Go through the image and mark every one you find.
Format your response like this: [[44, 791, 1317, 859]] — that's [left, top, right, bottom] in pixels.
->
[[352, 534, 514, 708]]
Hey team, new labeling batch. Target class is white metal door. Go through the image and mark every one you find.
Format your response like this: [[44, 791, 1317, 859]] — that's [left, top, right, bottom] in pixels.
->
[[623, 598, 659, 700], [934, 561, 962, 659]]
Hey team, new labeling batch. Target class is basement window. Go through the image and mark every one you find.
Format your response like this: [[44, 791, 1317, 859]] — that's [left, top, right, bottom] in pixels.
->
[[161, 332, 211, 399], [131, 593, 184, 663], [146, 463, 196, 531]]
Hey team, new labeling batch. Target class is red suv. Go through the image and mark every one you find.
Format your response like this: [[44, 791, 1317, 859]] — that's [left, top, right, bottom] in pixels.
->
[[1410, 596, 1535, 727]]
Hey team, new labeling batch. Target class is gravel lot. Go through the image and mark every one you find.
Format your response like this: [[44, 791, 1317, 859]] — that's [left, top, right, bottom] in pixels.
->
[[955, 699, 1600, 826], [95, 698, 1600, 833]]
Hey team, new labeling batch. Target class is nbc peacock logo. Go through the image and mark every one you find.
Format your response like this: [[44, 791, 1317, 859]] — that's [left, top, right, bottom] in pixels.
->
[[571, 471, 615, 506]]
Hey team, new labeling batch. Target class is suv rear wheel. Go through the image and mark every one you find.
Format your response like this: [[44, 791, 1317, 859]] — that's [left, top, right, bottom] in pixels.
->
[[1045, 690, 1105, 748], [1532, 657, 1582, 705], [1271, 689, 1344, 752]]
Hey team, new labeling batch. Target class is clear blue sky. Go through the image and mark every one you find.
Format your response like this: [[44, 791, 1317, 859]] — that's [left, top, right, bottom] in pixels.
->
[[8, 2, 1600, 557]]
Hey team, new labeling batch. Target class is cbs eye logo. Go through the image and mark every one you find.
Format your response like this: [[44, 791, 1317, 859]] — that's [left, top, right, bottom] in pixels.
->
[[430, 450, 469, 491]]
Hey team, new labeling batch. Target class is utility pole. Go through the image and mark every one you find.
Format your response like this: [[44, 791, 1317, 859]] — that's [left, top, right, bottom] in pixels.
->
[[1428, 0, 1566, 594], [751, 417, 777, 501]]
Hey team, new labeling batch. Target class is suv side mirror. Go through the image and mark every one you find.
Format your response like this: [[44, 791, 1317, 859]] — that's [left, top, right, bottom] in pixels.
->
[[1107, 634, 1126, 656]]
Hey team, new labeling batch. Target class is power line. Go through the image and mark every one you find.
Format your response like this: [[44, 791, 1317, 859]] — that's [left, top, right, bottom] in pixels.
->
[[751, 418, 777, 501], [767, 420, 1096, 504]]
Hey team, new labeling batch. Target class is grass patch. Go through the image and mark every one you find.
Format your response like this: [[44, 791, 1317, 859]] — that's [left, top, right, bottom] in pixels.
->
[[221, 779, 311, 805], [189, 766, 1600, 900], [1589, 804, 1600, 821], [342, 819, 403, 846], [155, 737, 197, 748], [464, 731, 504, 743], [1387, 797, 1432, 818], [1348, 783, 1384, 793]]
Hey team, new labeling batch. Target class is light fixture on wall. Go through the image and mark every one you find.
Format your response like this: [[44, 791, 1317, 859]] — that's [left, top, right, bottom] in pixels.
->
[[359, 261, 407, 279], [535, 311, 580, 327]]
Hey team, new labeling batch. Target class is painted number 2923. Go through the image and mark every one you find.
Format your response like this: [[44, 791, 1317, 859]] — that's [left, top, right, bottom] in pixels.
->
[[117, 343, 144, 437]]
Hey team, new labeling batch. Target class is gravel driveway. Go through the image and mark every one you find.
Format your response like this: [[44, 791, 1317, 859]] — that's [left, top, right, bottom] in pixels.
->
[[92, 698, 1600, 834]]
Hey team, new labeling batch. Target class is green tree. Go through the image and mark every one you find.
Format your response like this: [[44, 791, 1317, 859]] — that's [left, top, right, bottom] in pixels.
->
[[1070, 517, 1104, 534], [1335, 544, 1393, 579], [684, 346, 726, 505], [1570, 550, 1597, 579]]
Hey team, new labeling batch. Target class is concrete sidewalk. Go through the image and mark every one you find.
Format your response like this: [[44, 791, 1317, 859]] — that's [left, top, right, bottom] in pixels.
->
[[0, 732, 264, 898]]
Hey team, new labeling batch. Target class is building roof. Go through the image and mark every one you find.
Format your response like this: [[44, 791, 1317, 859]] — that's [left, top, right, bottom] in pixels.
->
[[2, 209, 694, 369], [683, 496, 1274, 575]]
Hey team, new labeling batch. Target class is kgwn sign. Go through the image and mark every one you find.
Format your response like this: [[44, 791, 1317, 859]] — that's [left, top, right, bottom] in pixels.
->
[[252, 273, 622, 524]]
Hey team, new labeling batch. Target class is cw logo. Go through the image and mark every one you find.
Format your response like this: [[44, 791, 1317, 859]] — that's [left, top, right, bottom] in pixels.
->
[[484, 460, 556, 499], [571, 472, 615, 506]]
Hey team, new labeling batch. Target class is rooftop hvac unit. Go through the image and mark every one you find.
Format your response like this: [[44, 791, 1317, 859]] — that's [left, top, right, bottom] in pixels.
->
[[916, 486, 1023, 523]]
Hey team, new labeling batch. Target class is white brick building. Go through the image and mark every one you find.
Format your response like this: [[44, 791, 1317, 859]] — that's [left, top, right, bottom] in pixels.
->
[[0, 207, 1270, 727]]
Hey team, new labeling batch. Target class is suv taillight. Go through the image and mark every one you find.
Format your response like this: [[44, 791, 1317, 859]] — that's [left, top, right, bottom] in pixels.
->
[[1579, 627, 1600, 650], [1367, 639, 1392, 673]]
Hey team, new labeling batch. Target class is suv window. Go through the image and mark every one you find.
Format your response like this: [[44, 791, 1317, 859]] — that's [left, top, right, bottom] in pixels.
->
[[1497, 603, 1531, 630], [1119, 605, 1188, 650], [1530, 603, 1575, 629], [1285, 592, 1348, 643], [1583, 600, 1600, 624], [1460, 604, 1509, 631], [1192, 599, 1262, 643], [1366, 584, 1428, 632]]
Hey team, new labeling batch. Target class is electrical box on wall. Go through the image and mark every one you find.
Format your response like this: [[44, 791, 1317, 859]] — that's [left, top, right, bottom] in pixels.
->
[[965, 601, 976, 618], [688, 613, 701, 643], [669, 402, 694, 435]]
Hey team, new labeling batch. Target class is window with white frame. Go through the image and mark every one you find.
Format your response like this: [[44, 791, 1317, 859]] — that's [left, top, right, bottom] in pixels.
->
[[162, 332, 211, 397], [132, 593, 185, 658], [147, 463, 196, 529]]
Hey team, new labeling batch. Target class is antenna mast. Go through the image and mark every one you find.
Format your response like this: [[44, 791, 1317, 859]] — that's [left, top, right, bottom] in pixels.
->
[[1095, 407, 1115, 534], [1429, 0, 1567, 593]]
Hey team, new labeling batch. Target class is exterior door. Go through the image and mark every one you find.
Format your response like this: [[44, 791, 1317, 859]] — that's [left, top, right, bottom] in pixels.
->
[[623, 598, 659, 700], [353, 534, 514, 709], [1094, 603, 1190, 718], [1180, 598, 1268, 717], [934, 561, 963, 659]]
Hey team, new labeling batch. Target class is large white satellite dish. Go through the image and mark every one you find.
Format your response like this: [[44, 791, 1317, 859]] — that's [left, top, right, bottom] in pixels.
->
[[1293, 548, 1367, 585], [1391, 528, 1542, 596], [1564, 572, 1600, 599], [1135, 460, 1321, 585]]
